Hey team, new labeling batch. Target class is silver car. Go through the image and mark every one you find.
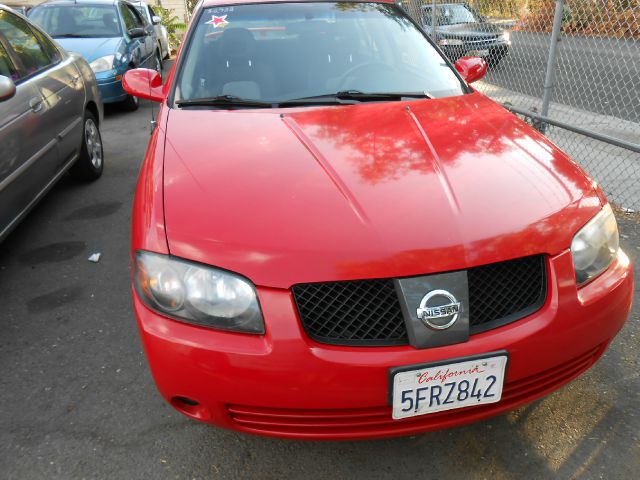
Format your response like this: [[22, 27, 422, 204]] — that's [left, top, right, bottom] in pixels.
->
[[132, 1, 169, 60], [0, 5, 104, 242]]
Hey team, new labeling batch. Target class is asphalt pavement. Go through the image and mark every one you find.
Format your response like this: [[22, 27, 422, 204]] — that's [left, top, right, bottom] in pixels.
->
[[1, 73, 639, 479], [485, 31, 640, 124]]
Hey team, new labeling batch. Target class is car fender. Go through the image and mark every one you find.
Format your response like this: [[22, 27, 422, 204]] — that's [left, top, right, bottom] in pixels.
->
[[69, 52, 104, 124]]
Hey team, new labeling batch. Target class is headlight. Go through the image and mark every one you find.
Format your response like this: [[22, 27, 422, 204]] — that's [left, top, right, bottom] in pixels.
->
[[500, 31, 511, 42], [571, 204, 619, 286], [134, 251, 265, 333], [89, 55, 115, 73], [438, 38, 464, 46]]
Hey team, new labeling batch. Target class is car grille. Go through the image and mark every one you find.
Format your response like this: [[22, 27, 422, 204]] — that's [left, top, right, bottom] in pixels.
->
[[464, 36, 499, 46], [292, 255, 547, 346]]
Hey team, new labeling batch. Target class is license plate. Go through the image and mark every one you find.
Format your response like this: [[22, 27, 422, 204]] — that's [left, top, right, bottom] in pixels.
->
[[467, 49, 490, 57], [390, 353, 507, 420]]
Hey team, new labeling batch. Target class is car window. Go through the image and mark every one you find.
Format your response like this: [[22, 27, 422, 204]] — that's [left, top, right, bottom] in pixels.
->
[[29, 5, 122, 38], [430, 4, 478, 26], [131, 6, 147, 27], [121, 4, 144, 30], [0, 10, 52, 81], [120, 4, 136, 30], [134, 4, 151, 22], [422, 6, 434, 26], [175, 2, 465, 103], [30, 27, 61, 64], [0, 41, 16, 79]]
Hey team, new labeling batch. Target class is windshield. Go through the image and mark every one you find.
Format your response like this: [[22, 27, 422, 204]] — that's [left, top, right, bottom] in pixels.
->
[[175, 2, 466, 105], [29, 5, 121, 38], [423, 4, 479, 26]]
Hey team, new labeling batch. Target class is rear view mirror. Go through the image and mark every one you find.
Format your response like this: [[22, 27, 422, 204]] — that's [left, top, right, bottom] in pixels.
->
[[128, 27, 146, 38], [454, 56, 487, 84], [0, 75, 16, 102], [123, 68, 164, 102], [152, 15, 161, 25]]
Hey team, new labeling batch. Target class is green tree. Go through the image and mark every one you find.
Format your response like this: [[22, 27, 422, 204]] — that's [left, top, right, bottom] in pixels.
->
[[154, 5, 186, 54], [185, 0, 198, 19]]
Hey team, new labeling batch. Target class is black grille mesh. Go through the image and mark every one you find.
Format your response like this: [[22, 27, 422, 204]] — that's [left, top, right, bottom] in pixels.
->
[[292, 279, 408, 345], [292, 255, 546, 346], [468, 255, 547, 333]]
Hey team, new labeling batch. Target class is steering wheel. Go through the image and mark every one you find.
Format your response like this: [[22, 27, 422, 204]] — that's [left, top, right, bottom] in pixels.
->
[[336, 62, 389, 90]]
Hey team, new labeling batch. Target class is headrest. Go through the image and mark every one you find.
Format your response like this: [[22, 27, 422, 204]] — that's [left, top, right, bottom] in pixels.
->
[[217, 28, 256, 58], [103, 12, 116, 28], [57, 9, 77, 29]]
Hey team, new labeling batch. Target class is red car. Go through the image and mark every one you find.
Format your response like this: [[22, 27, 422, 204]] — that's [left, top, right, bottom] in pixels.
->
[[124, 0, 633, 440]]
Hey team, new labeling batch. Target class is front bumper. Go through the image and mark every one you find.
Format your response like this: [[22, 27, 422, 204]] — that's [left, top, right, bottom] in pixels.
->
[[96, 73, 127, 104], [442, 42, 510, 61], [133, 249, 633, 440]]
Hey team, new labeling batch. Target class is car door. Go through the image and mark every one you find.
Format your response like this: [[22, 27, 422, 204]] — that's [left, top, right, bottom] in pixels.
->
[[0, 9, 59, 238], [119, 2, 151, 67], [0, 38, 39, 238], [28, 26, 85, 168]]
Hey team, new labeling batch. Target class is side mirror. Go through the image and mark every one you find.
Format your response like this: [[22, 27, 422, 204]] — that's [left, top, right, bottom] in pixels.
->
[[454, 56, 487, 84], [128, 27, 147, 39], [123, 68, 164, 102], [152, 15, 161, 25], [0, 75, 16, 102]]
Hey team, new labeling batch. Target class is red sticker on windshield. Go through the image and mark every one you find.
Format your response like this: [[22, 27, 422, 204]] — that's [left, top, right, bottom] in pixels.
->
[[206, 15, 229, 29]]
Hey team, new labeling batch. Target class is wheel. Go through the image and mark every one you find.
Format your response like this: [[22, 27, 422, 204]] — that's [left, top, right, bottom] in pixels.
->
[[69, 110, 103, 181], [120, 92, 139, 111]]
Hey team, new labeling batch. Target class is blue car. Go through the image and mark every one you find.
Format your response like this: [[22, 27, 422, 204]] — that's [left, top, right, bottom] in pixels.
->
[[29, 0, 161, 110]]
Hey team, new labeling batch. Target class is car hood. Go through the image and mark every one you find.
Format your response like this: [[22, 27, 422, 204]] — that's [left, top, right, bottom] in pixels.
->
[[54, 37, 122, 63], [162, 93, 601, 288], [438, 22, 505, 38]]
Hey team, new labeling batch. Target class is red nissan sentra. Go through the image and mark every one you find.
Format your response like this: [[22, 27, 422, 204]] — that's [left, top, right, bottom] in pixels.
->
[[124, 0, 633, 439]]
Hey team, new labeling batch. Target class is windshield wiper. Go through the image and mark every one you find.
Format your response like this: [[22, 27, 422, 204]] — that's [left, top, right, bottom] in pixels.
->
[[337, 90, 432, 101], [53, 33, 90, 38], [176, 91, 432, 109], [175, 95, 273, 109], [279, 90, 431, 106]]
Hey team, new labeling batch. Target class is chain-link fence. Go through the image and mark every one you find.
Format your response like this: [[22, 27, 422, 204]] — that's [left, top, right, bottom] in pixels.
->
[[399, 0, 640, 210]]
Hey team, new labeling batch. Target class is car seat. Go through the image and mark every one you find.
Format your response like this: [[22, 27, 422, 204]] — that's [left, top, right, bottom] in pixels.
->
[[53, 8, 77, 36], [102, 12, 118, 35], [201, 28, 276, 100]]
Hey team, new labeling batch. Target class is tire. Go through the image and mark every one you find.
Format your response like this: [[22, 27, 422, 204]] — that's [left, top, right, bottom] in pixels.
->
[[120, 92, 139, 111], [69, 110, 103, 181]]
